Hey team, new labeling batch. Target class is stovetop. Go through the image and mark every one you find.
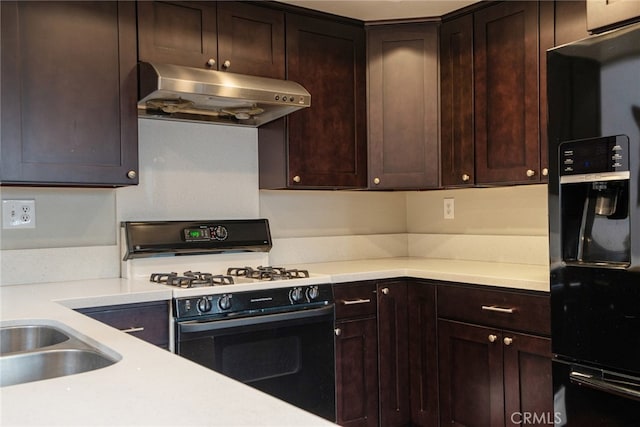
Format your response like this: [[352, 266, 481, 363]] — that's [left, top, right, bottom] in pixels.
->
[[150, 266, 311, 289]]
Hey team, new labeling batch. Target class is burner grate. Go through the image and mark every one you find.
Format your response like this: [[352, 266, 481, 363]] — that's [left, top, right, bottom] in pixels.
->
[[227, 266, 309, 281], [150, 271, 234, 288]]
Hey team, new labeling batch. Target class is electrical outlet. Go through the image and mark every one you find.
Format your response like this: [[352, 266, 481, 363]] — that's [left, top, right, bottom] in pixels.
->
[[2, 199, 36, 229], [443, 198, 454, 220]]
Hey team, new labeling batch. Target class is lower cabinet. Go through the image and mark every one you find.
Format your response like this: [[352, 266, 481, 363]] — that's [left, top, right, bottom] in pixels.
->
[[437, 285, 552, 427], [77, 300, 170, 349]]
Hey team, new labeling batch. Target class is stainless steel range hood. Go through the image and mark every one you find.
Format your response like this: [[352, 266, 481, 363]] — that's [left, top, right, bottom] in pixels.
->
[[137, 62, 311, 127]]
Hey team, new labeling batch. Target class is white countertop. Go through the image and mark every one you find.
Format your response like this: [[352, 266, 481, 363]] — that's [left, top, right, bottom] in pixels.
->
[[0, 257, 548, 426]]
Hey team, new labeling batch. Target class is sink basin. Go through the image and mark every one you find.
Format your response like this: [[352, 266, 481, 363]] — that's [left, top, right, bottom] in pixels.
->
[[0, 325, 70, 355], [0, 348, 117, 387]]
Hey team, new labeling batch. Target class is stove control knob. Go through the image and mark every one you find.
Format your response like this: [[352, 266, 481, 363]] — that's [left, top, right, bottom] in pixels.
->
[[306, 286, 319, 301], [290, 287, 304, 303], [197, 297, 212, 313], [218, 294, 232, 310], [212, 225, 228, 241]]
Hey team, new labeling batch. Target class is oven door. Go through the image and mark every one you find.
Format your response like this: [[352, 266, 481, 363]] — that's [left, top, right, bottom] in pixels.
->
[[176, 306, 336, 422]]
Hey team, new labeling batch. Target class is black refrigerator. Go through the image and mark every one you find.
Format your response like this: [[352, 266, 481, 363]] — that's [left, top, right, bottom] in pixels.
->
[[547, 22, 640, 425]]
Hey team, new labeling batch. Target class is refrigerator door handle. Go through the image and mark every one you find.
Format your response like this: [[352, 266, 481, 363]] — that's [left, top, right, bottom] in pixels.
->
[[570, 369, 640, 401]]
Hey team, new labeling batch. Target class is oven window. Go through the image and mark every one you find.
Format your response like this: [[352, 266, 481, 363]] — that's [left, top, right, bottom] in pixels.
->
[[221, 335, 301, 383]]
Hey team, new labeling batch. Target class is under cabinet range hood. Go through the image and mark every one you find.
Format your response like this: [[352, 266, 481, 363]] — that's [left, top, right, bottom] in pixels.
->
[[137, 62, 311, 127]]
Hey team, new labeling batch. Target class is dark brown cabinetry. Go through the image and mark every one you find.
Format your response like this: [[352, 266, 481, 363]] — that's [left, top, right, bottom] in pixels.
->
[[0, 1, 138, 186], [474, 1, 547, 185], [137, 1, 285, 79], [334, 282, 379, 427], [367, 24, 439, 190], [437, 285, 552, 427], [259, 13, 367, 189], [78, 301, 170, 349], [440, 1, 554, 187], [587, 0, 640, 32], [440, 14, 474, 187]]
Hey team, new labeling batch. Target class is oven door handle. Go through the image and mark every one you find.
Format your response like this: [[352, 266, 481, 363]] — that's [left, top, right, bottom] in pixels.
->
[[570, 369, 640, 401], [178, 305, 335, 333]]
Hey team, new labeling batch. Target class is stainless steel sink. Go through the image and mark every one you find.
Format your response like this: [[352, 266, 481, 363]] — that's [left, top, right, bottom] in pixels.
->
[[0, 325, 70, 355], [0, 322, 121, 387], [0, 348, 117, 387]]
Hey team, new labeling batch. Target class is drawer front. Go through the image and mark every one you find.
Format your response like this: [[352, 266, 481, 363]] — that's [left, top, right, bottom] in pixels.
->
[[79, 301, 170, 347], [437, 284, 550, 336], [333, 281, 377, 320]]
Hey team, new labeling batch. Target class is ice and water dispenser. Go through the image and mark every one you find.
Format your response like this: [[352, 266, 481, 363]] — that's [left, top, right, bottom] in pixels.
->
[[559, 135, 633, 267]]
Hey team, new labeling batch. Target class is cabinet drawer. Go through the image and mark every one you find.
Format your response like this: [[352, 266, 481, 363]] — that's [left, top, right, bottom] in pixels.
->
[[78, 301, 170, 347], [437, 285, 550, 336], [333, 282, 377, 320]]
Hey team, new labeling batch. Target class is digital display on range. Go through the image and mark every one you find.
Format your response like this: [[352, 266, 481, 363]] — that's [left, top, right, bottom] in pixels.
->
[[183, 228, 210, 241]]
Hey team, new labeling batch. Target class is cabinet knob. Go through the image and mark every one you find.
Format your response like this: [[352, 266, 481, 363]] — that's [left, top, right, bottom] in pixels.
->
[[206, 58, 216, 68], [222, 60, 231, 69], [293, 175, 301, 183], [542, 168, 549, 177], [462, 173, 470, 182], [503, 337, 513, 346], [334, 328, 342, 336], [526, 169, 536, 177], [381, 287, 389, 295], [373, 177, 381, 185], [488, 334, 498, 343], [126, 170, 137, 180]]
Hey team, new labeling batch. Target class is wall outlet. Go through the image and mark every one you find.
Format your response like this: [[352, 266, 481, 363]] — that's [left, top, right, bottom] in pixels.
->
[[443, 198, 455, 220], [2, 199, 36, 229]]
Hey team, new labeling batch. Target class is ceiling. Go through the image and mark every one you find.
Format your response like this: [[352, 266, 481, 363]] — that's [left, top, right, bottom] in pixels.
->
[[277, 0, 480, 22]]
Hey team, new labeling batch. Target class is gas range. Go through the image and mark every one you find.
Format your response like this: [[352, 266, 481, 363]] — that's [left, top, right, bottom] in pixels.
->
[[121, 219, 333, 319]]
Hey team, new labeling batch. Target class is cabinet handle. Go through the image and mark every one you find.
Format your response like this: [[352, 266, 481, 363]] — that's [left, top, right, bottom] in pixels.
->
[[222, 60, 231, 69], [120, 326, 145, 334], [206, 58, 216, 68], [373, 177, 381, 185], [127, 170, 137, 180], [542, 168, 549, 177], [462, 173, 470, 182], [488, 334, 498, 343], [334, 328, 342, 336], [341, 298, 371, 305], [481, 305, 515, 314], [293, 175, 301, 183], [503, 337, 513, 346], [526, 169, 536, 177], [381, 287, 389, 295]]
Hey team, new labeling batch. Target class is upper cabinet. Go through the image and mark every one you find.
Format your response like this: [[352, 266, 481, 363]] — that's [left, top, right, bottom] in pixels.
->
[[137, 1, 285, 78], [367, 24, 440, 190], [440, 1, 554, 187], [474, 1, 546, 185], [587, 0, 640, 32], [0, 1, 138, 186], [259, 13, 367, 189]]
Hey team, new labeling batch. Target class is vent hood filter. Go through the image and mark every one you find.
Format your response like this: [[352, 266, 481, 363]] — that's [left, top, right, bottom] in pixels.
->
[[137, 62, 311, 127]]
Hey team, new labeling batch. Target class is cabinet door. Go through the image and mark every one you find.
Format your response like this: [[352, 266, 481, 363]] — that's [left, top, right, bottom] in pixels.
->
[[137, 1, 217, 69], [438, 320, 505, 427], [587, 0, 640, 32], [1, 1, 138, 186], [503, 332, 552, 427], [440, 14, 475, 187], [408, 283, 438, 427], [474, 1, 541, 185], [367, 24, 439, 190], [217, 2, 285, 79], [555, 0, 589, 47], [377, 281, 411, 427], [78, 301, 170, 349], [335, 318, 379, 427], [285, 14, 367, 188]]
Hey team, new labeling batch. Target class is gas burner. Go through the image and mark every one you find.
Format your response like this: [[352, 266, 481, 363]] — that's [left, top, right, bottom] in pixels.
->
[[227, 266, 310, 281], [150, 271, 234, 288]]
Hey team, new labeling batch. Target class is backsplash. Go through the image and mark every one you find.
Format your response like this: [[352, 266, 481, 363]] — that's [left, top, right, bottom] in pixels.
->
[[0, 119, 549, 285]]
